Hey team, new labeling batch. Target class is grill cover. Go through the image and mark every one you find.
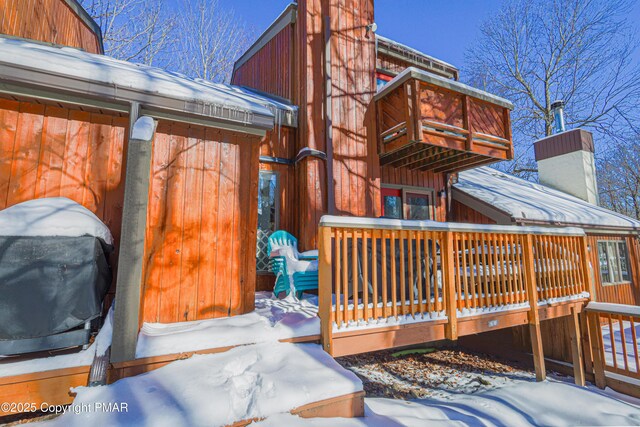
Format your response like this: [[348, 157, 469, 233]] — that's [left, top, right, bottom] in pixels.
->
[[0, 236, 112, 340]]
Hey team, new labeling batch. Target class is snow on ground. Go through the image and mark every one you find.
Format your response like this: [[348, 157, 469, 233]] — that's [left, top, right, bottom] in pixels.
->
[[34, 343, 362, 427], [602, 319, 640, 372], [0, 307, 113, 378], [0, 197, 113, 244], [135, 292, 319, 358], [252, 381, 640, 426]]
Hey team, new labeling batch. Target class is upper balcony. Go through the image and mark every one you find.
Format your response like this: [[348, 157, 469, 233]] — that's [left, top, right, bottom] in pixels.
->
[[374, 68, 514, 173]]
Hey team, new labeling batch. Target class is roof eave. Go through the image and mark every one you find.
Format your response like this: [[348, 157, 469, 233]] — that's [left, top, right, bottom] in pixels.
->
[[0, 62, 274, 135]]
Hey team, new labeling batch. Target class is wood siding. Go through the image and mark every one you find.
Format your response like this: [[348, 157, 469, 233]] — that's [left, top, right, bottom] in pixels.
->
[[0, 99, 128, 293], [140, 122, 260, 324], [587, 235, 640, 306], [294, 0, 328, 251], [450, 199, 496, 224], [329, 0, 379, 220], [0, 0, 101, 53], [231, 25, 294, 101]]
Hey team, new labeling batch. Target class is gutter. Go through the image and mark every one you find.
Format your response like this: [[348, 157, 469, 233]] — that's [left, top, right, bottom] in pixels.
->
[[0, 63, 274, 136]]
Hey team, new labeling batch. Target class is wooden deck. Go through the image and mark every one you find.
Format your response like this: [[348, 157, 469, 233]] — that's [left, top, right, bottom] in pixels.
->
[[375, 68, 514, 173], [318, 216, 592, 381]]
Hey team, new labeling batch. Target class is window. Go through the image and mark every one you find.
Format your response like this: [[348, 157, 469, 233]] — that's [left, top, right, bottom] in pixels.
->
[[403, 190, 433, 220], [381, 186, 435, 220], [597, 240, 631, 285], [382, 188, 402, 219], [256, 171, 279, 272], [376, 71, 394, 91]]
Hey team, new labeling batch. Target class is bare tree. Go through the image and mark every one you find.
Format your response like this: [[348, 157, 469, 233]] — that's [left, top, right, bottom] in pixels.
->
[[598, 141, 640, 219], [465, 0, 640, 175], [80, 0, 176, 67], [174, 0, 253, 83]]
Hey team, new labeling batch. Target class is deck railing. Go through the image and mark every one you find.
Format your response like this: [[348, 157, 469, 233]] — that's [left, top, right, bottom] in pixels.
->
[[585, 303, 640, 388], [318, 216, 591, 355], [374, 68, 514, 173]]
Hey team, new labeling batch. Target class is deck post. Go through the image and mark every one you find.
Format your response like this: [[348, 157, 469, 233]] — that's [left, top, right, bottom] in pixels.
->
[[586, 311, 607, 388], [580, 312, 593, 375], [443, 232, 458, 340], [318, 226, 334, 355], [568, 306, 586, 386], [578, 237, 593, 297], [522, 234, 546, 381]]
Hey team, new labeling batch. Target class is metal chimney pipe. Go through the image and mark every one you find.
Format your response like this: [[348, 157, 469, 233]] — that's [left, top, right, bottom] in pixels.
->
[[551, 100, 566, 134]]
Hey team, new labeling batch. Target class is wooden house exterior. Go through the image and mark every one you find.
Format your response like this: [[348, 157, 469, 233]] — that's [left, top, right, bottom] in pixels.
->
[[232, 1, 515, 290], [1, 0, 640, 417], [0, 0, 299, 399], [230, 0, 640, 392], [0, 0, 103, 53]]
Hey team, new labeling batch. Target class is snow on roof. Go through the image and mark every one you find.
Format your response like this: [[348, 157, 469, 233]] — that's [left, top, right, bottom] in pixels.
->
[[376, 34, 458, 71], [455, 167, 640, 230], [375, 67, 514, 110], [0, 197, 114, 244], [0, 37, 297, 130]]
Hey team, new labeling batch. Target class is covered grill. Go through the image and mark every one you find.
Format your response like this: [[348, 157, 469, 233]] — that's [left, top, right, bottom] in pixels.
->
[[0, 198, 113, 355]]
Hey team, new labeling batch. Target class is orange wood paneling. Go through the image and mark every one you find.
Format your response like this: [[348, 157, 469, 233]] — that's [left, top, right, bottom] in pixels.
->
[[329, 0, 379, 222], [0, 0, 101, 53], [0, 99, 128, 289], [293, 0, 328, 251], [140, 122, 260, 323], [588, 235, 640, 305], [231, 26, 293, 101], [450, 199, 496, 224]]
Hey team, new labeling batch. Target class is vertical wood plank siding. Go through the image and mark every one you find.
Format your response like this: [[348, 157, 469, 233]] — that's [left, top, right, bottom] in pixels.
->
[[0, 99, 128, 294], [231, 25, 293, 101], [140, 122, 260, 323], [588, 235, 640, 305], [294, 0, 328, 251], [0, 0, 101, 53], [329, 0, 379, 222], [232, 0, 383, 251], [450, 199, 496, 224]]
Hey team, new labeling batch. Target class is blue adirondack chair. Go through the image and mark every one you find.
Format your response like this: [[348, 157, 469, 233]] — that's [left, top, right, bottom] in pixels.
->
[[267, 231, 318, 297]]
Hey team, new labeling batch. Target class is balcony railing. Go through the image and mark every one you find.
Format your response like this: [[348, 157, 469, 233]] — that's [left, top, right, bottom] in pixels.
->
[[317, 217, 591, 357], [374, 67, 514, 173]]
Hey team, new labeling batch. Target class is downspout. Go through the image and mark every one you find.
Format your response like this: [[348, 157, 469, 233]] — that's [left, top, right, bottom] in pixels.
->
[[324, 12, 335, 215]]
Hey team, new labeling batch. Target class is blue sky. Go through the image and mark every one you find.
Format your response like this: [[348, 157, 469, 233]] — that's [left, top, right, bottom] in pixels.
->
[[220, 0, 640, 74]]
